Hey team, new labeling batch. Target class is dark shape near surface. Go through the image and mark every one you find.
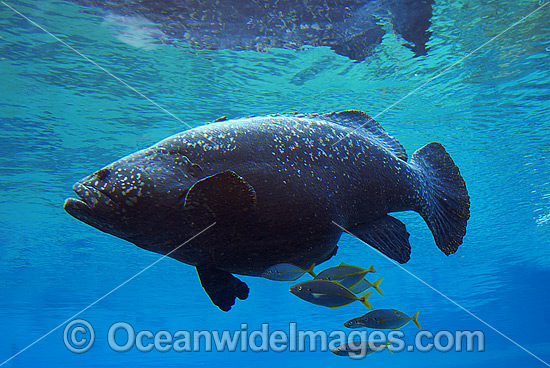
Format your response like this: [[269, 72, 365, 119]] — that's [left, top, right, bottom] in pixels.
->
[[64, 110, 470, 311], [72, 0, 434, 61]]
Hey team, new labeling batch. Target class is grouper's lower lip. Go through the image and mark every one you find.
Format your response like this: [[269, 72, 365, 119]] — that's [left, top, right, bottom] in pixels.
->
[[64, 182, 119, 218], [64, 195, 119, 236], [63, 197, 92, 220], [64, 182, 122, 233]]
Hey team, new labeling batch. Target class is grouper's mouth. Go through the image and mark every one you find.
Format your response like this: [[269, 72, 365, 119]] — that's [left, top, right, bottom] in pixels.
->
[[64, 182, 120, 231]]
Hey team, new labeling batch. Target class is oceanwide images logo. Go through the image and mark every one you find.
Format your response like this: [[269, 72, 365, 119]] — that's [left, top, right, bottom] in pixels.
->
[[63, 319, 485, 357]]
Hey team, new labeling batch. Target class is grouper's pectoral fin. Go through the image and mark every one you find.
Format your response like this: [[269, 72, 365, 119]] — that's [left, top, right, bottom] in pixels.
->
[[186, 171, 254, 311], [196, 263, 249, 311], [349, 215, 411, 264], [184, 170, 256, 227]]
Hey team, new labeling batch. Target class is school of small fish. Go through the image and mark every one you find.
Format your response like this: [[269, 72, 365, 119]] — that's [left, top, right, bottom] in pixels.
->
[[262, 262, 421, 358]]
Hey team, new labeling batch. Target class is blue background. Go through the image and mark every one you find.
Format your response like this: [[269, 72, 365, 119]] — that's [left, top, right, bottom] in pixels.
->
[[1, 0, 549, 367]]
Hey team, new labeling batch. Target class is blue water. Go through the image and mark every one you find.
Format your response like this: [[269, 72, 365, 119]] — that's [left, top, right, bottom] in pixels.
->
[[1, 0, 549, 367]]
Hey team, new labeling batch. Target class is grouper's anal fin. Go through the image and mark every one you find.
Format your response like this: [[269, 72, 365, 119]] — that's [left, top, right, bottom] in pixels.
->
[[196, 263, 249, 311], [349, 215, 411, 263], [184, 170, 256, 226]]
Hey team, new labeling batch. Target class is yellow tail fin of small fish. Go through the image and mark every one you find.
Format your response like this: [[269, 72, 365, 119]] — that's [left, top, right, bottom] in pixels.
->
[[372, 278, 384, 297], [366, 265, 376, 273], [412, 311, 421, 330], [359, 290, 373, 310], [385, 339, 393, 355], [305, 263, 316, 278]]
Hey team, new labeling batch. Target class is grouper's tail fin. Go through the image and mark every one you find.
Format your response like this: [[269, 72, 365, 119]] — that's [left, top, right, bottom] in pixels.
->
[[411, 142, 470, 256]]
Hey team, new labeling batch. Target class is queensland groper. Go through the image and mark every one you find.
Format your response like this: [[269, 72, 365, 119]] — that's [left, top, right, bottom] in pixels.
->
[[64, 110, 470, 311]]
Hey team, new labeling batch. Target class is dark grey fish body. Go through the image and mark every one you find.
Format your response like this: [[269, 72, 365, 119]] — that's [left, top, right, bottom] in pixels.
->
[[314, 265, 370, 287], [331, 341, 390, 357], [344, 308, 421, 329], [262, 263, 315, 281], [64, 110, 470, 311], [289, 280, 373, 309]]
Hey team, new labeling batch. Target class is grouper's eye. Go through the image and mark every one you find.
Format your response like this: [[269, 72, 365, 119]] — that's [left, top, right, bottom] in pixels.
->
[[95, 168, 109, 180]]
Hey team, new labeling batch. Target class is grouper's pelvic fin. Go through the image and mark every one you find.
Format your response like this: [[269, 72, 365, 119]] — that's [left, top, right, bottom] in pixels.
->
[[411, 142, 470, 256]]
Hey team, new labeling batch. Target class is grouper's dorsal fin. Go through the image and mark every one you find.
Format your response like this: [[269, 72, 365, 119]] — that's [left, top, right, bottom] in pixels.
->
[[205, 116, 228, 125], [322, 110, 408, 161], [184, 170, 257, 224]]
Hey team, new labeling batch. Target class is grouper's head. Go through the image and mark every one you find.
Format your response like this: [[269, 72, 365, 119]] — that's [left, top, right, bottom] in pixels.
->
[[64, 143, 201, 249]]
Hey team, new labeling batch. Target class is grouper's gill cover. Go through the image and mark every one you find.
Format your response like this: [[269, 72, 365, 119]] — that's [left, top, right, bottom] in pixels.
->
[[64, 110, 470, 311]]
